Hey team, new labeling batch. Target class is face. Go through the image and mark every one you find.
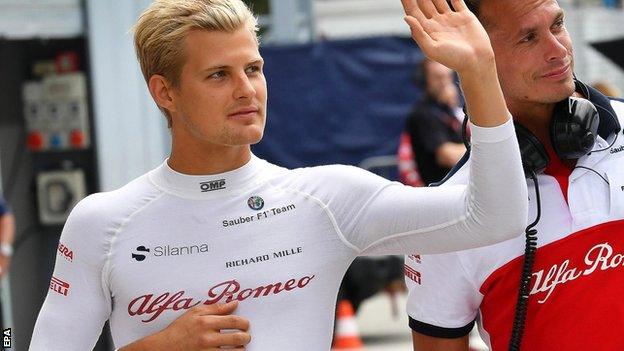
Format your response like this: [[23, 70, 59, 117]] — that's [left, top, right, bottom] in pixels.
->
[[425, 61, 455, 99], [481, 0, 575, 110], [168, 27, 267, 148]]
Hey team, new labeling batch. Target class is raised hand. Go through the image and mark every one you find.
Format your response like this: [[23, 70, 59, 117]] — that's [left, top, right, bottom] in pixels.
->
[[401, 0, 494, 75]]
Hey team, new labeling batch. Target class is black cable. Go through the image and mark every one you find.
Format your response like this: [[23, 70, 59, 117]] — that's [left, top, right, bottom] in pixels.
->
[[573, 166, 610, 185], [588, 108, 619, 155], [508, 170, 540, 351], [461, 113, 470, 150]]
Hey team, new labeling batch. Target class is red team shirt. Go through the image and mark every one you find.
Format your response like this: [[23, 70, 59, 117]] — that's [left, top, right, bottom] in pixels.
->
[[405, 87, 624, 350]]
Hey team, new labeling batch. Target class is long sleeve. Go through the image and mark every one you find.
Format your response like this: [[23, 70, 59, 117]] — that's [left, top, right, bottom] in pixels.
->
[[327, 118, 527, 255], [29, 196, 112, 351]]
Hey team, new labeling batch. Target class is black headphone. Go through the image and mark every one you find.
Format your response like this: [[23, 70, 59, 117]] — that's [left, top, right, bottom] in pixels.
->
[[516, 96, 600, 173], [458, 94, 602, 177]]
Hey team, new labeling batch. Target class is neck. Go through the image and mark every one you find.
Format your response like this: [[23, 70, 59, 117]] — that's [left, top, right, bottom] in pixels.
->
[[509, 101, 555, 147], [168, 138, 252, 175]]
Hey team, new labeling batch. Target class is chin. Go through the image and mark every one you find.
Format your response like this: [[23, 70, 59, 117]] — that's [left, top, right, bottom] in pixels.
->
[[538, 78, 575, 103], [227, 128, 264, 146]]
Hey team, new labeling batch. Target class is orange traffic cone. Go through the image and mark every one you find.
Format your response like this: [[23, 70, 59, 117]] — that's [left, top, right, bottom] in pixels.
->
[[332, 300, 364, 350]]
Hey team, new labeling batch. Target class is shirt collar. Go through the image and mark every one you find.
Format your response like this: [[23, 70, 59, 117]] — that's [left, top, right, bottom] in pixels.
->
[[148, 154, 265, 199]]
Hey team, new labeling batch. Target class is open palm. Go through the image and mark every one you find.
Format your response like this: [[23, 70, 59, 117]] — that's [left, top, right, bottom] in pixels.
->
[[401, 0, 494, 74]]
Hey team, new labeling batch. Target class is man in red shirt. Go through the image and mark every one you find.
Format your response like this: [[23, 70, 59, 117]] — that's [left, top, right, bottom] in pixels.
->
[[405, 1, 624, 350]]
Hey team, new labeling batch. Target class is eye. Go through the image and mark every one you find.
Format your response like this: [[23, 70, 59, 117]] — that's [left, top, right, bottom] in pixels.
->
[[553, 19, 565, 31], [519, 33, 536, 44], [209, 70, 226, 79], [245, 65, 262, 75]]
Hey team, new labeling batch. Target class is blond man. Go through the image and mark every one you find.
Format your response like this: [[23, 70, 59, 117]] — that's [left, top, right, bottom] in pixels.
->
[[30, 0, 528, 350]]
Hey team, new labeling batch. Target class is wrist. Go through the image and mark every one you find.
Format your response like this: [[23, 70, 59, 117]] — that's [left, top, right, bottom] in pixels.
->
[[457, 56, 497, 82]]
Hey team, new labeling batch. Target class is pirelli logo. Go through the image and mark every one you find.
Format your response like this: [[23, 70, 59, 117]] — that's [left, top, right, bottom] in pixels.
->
[[199, 179, 226, 192], [404, 264, 421, 285], [50, 276, 70, 296]]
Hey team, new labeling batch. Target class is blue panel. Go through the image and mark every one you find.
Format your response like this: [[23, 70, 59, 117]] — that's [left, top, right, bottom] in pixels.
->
[[253, 36, 424, 178]]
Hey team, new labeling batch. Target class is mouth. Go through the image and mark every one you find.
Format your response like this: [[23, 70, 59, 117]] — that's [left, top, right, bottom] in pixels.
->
[[228, 107, 260, 119], [542, 64, 571, 80]]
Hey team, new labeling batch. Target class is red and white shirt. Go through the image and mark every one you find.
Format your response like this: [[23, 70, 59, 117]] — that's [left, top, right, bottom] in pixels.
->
[[405, 95, 624, 350]]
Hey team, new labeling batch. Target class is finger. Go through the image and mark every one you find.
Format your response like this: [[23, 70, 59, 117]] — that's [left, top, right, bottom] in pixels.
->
[[404, 16, 430, 46], [451, 0, 468, 12], [192, 301, 239, 316], [431, 0, 451, 13], [213, 331, 251, 346], [400, 0, 418, 15], [197, 331, 250, 349], [417, 0, 440, 18], [405, 1, 429, 27], [207, 315, 250, 331]]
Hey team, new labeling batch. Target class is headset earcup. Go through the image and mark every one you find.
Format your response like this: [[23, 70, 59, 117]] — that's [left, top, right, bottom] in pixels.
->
[[515, 122, 550, 175], [550, 97, 599, 159]]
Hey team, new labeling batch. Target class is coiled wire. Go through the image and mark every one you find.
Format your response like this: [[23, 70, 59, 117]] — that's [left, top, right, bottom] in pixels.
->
[[508, 171, 541, 351]]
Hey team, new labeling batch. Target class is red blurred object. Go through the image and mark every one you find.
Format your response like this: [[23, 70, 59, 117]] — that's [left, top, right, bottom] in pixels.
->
[[397, 131, 424, 187], [70, 130, 85, 148], [27, 132, 44, 150], [55, 52, 80, 73]]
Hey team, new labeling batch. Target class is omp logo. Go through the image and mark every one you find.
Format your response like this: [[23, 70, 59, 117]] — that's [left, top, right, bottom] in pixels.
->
[[132, 246, 150, 261], [199, 179, 226, 192]]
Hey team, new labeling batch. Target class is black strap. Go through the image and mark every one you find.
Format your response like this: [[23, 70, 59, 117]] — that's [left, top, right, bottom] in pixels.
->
[[409, 317, 475, 338]]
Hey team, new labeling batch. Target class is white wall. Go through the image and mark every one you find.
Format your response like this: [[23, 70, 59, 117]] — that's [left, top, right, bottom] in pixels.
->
[[0, 0, 82, 39], [86, 0, 170, 192]]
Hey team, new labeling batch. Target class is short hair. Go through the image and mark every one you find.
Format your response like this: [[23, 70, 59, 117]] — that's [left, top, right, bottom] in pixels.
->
[[132, 0, 259, 125]]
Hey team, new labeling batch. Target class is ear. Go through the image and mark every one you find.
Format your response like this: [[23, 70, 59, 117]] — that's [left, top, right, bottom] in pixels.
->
[[148, 74, 177, 113]]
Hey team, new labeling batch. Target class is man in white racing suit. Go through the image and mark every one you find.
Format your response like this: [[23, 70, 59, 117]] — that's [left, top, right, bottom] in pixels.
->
[[30, 0, 528, 350]]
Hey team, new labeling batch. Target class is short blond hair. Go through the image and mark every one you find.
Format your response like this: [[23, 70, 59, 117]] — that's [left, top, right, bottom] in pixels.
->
[[133, 0, 259, 125]]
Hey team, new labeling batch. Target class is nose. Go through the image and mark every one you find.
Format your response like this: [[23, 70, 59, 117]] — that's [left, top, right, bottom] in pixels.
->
[[233, 72, 256, 100], [544, 32, 568, 63]]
